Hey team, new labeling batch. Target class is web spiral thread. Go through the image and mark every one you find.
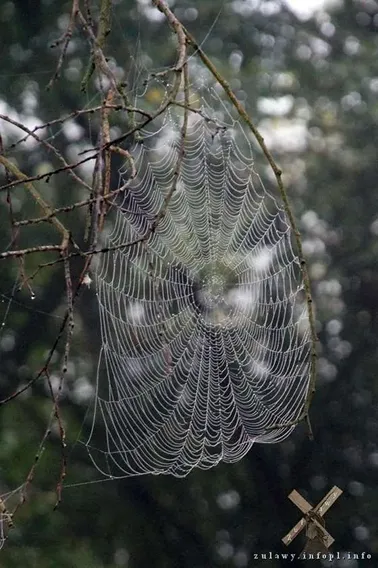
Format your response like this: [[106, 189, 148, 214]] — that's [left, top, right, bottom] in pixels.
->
[[86, 82, 311, 478]]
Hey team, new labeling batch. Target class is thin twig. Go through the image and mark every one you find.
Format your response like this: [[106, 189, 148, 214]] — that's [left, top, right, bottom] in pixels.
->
[[0, 245, 64, 260], [0, 131, 33, 295], [47, 0, 79, 89], [53, 249, 72, 509], [151, 0, 186, 70], [97, 89, 113, 233], [77, 8, 122, 98], [8, 105, 151, 151], [13, 178, 132, 228], [19, 406, 53, 507], [0, 156, 70, 250], [0, 113, 92, 193], [45, 369, 67, 509], [81, 0, 112, 91], [0, 252, 91, 407]]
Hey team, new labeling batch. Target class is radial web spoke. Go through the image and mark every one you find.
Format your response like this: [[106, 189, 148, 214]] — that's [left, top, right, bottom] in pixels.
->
[[85, 79, 312, 478]]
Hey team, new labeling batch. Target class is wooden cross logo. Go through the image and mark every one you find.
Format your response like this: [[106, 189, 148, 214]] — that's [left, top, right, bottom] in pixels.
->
[[282, 486, 343, 550]]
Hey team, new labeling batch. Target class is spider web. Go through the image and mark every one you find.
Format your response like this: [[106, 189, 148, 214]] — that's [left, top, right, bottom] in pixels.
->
[[85, 71, 311, 478]]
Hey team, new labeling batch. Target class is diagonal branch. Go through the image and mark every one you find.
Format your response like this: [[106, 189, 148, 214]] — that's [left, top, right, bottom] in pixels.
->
[[0, 155, 69, 248], [151, 0, 318, 436]]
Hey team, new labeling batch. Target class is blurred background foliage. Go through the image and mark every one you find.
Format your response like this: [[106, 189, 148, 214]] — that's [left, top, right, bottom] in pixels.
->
[[0, 0, 377, 566]]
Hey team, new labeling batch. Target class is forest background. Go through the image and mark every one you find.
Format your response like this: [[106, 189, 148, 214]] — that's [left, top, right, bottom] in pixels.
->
[[0, 0, 377, 566]]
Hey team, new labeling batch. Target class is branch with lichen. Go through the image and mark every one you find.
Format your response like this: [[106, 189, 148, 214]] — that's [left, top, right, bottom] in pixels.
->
[[80, 0, 112, 91], [0, 155, 70, 249]]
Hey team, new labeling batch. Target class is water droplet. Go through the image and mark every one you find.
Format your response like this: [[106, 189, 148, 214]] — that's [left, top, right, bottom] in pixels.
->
[[31, 293, 36, 300]]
